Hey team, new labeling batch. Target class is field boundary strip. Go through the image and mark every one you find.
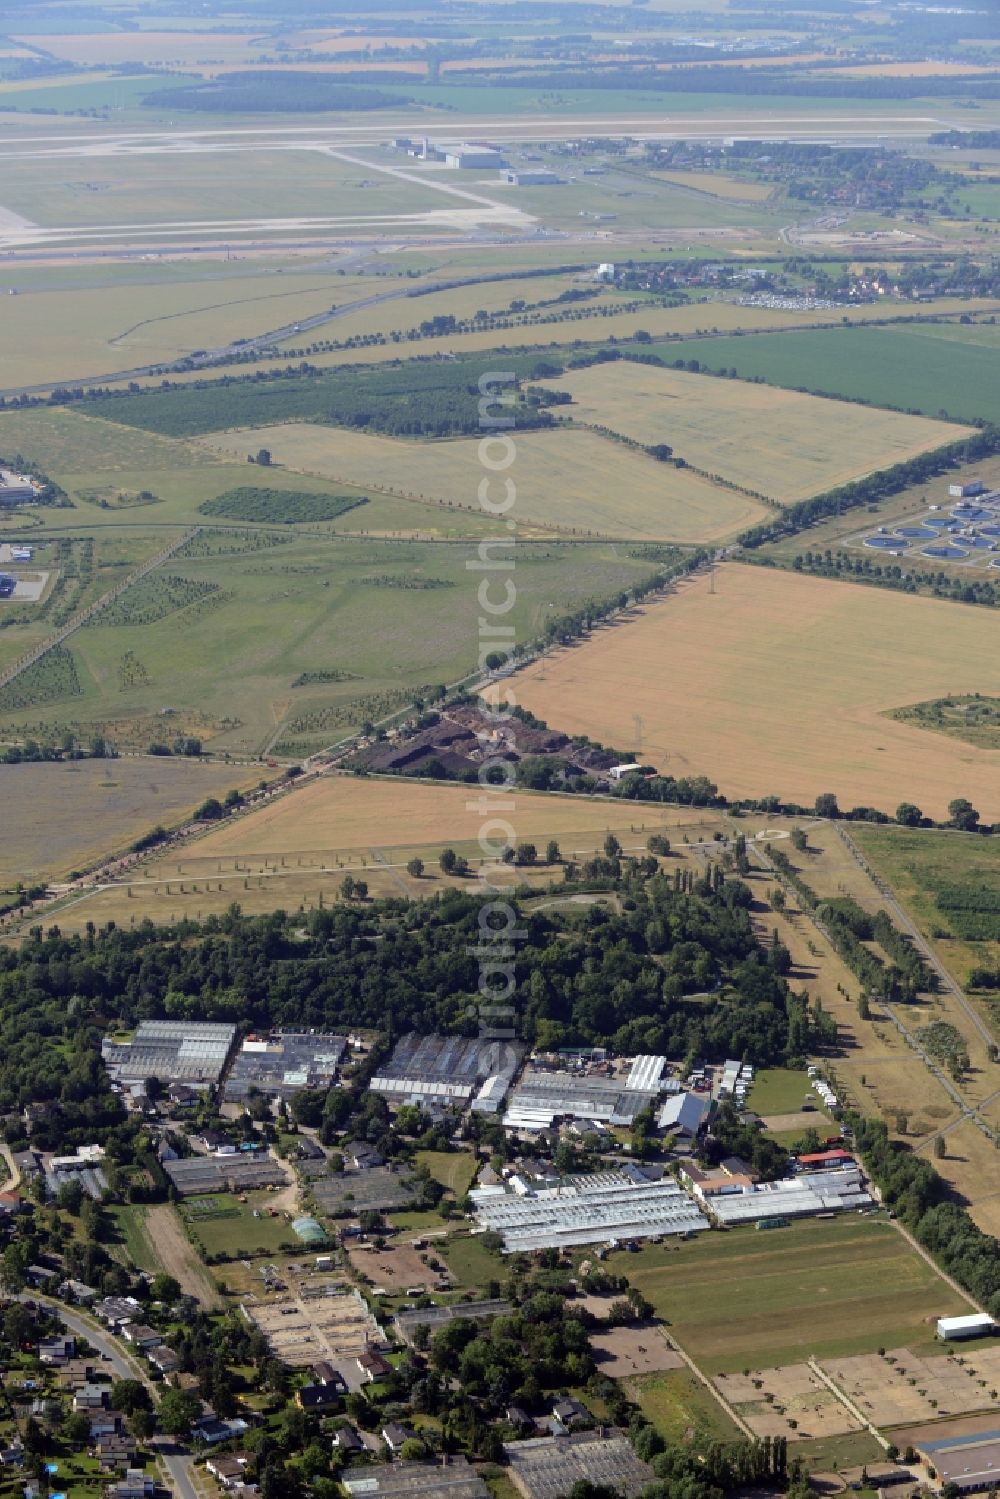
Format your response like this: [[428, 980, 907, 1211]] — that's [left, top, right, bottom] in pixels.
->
[[0, 526, 201, 694]]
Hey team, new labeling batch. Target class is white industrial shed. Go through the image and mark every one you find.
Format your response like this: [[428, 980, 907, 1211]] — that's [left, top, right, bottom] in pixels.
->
[[937, 1313, 996, 1341], [471, 1169, 708, 1251]]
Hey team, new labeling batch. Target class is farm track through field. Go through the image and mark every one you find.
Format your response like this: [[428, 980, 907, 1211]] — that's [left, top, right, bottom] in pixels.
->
[[0, 526, 199, 693], [144, 1203, 221, 1308]]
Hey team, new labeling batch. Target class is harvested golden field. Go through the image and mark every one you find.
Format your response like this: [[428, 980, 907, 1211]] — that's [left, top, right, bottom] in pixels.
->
[[155, 774, 691, 861], [538, 363, 971, 503], [830, 61, 1000, 77], [11, 30, 268, 65], [33, 777, 715, 934], [198, 424, 766, 542], [509, 565, 1000, 822]]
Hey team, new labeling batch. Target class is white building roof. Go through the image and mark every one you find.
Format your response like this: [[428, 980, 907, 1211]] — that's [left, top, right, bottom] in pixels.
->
[[625, 1055, 666, 1093]]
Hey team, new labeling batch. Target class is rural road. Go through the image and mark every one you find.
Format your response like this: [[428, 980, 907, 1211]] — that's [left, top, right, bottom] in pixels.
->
[[35, 1299, 199, 1499]]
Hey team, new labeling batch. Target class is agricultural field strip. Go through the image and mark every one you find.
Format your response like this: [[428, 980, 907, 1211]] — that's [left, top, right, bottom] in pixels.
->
[[534, 362, 973, 504], [195, 423, 766, 542], [80, 299, 1000, 396]]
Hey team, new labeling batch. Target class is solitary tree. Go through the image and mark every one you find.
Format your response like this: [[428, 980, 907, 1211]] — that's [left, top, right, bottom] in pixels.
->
[[814, 792, 839, 819], [895, 802, 923, 827], [948, 797, 980, 832], [406, 857, 424, 879]]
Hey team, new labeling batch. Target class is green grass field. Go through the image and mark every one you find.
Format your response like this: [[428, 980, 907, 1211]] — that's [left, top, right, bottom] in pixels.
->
[[436, 1231, 504, 1292], [623, 1218, 966, 1372], [108, 1203, 166, 1276], [624, 1369, 742, 1444], [651, 321, 1000, 426], [0, 521, 658, 756], [746, 1067, 818, 1117], [181, 1193, 296, 1258], [0, 148, 446, 229], [415, 1149, 478, 1198]]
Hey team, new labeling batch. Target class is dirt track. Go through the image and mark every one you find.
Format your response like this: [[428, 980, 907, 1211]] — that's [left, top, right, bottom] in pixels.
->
[[145, 1204, 220, 1308]]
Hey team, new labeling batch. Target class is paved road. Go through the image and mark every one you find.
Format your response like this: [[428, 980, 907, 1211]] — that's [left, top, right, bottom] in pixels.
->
[[36, 1300, 198, 1499]]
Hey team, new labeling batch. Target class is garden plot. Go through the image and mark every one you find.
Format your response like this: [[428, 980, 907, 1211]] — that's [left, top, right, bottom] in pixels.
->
[[715, 1364, 863, 1442]]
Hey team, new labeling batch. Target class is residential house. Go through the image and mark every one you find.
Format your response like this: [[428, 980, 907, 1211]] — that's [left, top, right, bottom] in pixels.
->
[[331, 1423, 364, 1453], [88, 1410, 124, 1440], [73, 1382, 109, 1411], [311, 1361, 347, 1390], [344, 1142, 383, 1171], [0, 1191, 24, 1219], [109, 1470, 155, 1499], [26, 1264, 59, 1290], [206, 1454, 250, 1489], [194, 1416, 249, 1445], [356, 1351, 391, 1383], [147, 1344, 180, 1375], [38, 1335, 74, 1364], [96, 1434, 137, 1470], [297, 1384, 342, 1412], [60, 1279, 98, 1305], [94, 1296, 142, 1327], [551, 1398, 590, 1430], [121, 1325, 160, 1350], [382, 1422, 417, 1454]]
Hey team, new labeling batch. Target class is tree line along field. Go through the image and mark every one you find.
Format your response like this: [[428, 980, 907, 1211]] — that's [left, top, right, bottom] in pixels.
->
[[197, 422, 769, 542], [0, 536, 661, 756], [651, 320, 1000, 426], [535, 361, 973, 504], [89, 296, 1000, 391], [509, 563, 1000, 823]]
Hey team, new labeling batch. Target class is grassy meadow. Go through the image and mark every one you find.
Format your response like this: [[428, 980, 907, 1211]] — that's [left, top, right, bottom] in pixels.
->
[[849, 825, 1000, 991], [0, 529, 661, 756], [623, 1218, 967, 1372]]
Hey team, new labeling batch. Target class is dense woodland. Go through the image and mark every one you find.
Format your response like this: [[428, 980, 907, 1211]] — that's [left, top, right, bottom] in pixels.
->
[[0, 873, 831, 1149]]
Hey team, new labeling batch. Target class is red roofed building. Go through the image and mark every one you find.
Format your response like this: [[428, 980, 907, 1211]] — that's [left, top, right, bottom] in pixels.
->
[[797, 1149, 853, 1170]]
